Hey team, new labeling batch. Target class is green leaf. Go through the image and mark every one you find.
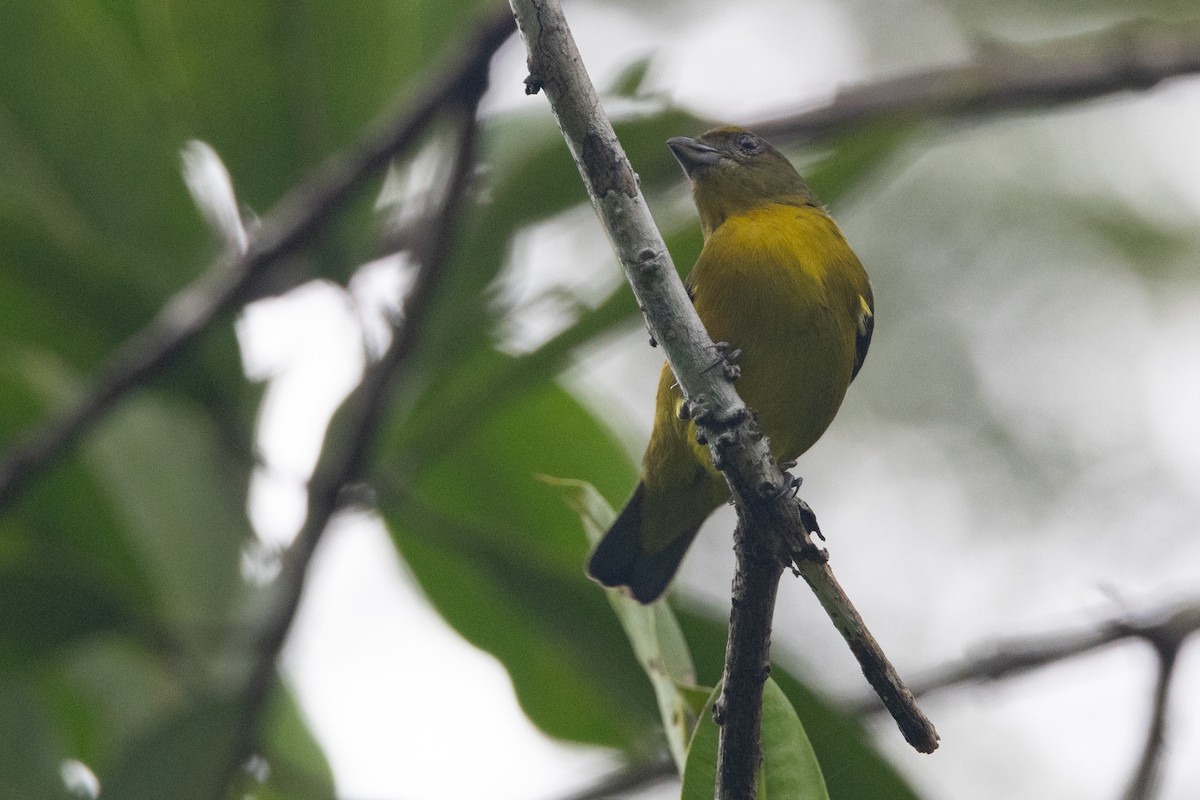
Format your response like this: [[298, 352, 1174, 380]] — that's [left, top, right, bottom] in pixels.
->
[[0, 559, 148, 676], [0, 683, 73, 800], [606, 55, 655, 98], [760, 678, 831, 800], [0, 358, 161, 673], [540, 476, 697, 771], [82, 391, 251, 633], [680, 680, 829, 800], [388, 508, 655, 748], [100, 693, 242, 800], [679, 685, 722, 800], [43, 637, 179, 776]]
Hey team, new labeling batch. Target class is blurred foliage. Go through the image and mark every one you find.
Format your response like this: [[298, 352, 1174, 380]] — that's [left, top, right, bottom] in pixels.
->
[[2, 0, 1200, 798]]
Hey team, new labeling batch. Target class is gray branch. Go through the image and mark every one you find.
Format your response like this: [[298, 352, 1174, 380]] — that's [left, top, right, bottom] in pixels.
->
[[754, 19, 1200, 144]]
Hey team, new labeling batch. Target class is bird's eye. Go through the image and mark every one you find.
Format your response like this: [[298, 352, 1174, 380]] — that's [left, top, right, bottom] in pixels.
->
[[736, 134, 760, 154]]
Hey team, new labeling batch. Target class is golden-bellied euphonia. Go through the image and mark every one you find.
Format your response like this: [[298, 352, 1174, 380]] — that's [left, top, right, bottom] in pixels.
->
[[587, 126, 874, 603]]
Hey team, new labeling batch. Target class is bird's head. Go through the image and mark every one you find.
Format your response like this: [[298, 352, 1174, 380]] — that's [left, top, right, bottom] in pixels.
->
[[668, 126, 817, 236]]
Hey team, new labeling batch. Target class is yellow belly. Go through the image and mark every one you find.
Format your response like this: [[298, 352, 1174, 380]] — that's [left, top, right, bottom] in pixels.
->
[[688, 203, 863, 462], [638, 202, 868, 551]]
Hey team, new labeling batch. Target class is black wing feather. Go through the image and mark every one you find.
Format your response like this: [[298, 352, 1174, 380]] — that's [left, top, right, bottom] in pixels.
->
[[851, 283, 874, 381]]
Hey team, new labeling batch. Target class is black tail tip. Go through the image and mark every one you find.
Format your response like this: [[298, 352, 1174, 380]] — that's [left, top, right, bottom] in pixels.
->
[[584, 482, 700, 604]]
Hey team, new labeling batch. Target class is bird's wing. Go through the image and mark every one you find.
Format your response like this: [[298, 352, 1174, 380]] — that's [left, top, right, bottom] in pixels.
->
[[851, 283, 874, 381]]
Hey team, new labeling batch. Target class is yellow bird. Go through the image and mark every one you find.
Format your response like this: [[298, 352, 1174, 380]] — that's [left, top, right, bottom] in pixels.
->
[[587, 126, 874, 603]]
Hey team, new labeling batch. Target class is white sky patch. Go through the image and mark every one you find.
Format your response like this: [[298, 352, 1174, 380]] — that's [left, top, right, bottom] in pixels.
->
[[237, 281, 364, 548]]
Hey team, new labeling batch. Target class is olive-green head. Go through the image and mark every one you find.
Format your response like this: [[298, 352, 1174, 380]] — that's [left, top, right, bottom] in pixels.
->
[[668, 126, 817, 237]]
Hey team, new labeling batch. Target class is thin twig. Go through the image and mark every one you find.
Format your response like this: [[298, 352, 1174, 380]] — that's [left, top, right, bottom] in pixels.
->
[[1123, 636, 1180, 800], [0, 5, 515, 510], [222, 59, 490, 794], [754, 19, 1200, 144], [787, 545, 936, 751]]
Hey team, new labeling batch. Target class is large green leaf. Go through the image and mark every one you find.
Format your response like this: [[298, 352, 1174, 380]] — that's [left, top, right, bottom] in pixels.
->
[[42, 637, 179, 777], [1, 346, 250, 664], [82, 390, 251, 633], [380, 379, 660, 748], [759, 678, 832, 800], [0, 683, 74, 800], [0, 358, 161, 673]]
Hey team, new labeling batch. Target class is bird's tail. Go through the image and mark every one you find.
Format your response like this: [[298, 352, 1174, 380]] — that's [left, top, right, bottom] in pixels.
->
[[586, 481, 700, 604]]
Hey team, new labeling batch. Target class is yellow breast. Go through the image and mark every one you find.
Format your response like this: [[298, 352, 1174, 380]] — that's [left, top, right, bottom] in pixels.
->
[[687, 202, 869, 462]]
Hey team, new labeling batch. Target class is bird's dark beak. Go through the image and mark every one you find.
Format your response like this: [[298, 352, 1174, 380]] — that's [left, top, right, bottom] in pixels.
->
[[668, 136, 720, 177]]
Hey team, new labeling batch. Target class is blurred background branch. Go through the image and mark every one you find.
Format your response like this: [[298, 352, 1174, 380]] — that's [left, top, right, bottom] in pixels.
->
[[0, 5, 515, 510], [551, 756, 677, 800], [756, 19, 1200, 144], [222, 87, 488, 790], [850, 598, 1200, 705]]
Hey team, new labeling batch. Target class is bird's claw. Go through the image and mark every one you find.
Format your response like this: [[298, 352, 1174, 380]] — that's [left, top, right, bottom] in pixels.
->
[[774, 470, 803, 500], [798, 498, 824, 541]]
